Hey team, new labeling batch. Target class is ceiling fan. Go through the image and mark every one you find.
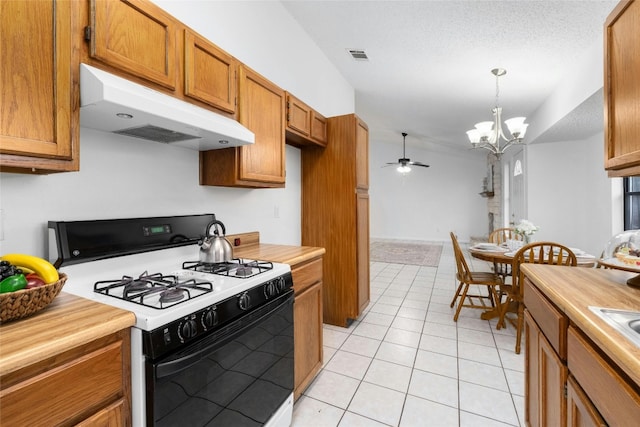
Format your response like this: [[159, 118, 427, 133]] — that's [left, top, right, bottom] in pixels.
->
[[384, 132, 430, 173]]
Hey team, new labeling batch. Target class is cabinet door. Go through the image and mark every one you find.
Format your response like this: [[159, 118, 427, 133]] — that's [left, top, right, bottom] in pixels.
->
[[356, 117, 369, 190], [200, 65, 285, 187], [566, 376, 606, 427], [90, 0, 177, 89], [604, 0, 640, 176], [525, 310, 540, 427], [356, 191, 370, 314], [236, 65, 286, 185], [75, 398, 126, 427], [287, 93, 311, 137], [294, 281, 323, 400], [184, 29, 237, 114], [0, 335, 129, 426], [1, 0, 79, 173], [525, 310, 567, 427], [310, 111, 328, 146]]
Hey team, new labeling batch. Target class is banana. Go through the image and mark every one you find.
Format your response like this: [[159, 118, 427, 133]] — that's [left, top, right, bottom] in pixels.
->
[[1, 254, 59, 284]]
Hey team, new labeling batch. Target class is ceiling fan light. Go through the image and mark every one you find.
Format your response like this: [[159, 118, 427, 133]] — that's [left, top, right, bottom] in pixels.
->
[[397, 165, 411, 174], [505, 117, 527, 136], [466, 129, 481, 144]]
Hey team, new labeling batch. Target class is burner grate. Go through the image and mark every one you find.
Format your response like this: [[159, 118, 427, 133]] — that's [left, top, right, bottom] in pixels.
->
[[182, 258, 273, 278], [94, 271, 213, 309]]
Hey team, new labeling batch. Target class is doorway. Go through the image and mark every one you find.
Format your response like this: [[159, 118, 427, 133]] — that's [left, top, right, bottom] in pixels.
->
[[507, 148, 526, 226]]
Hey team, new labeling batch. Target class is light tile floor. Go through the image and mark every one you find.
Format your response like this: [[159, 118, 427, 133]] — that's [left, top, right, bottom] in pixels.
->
[[291, 243, 524, 427]]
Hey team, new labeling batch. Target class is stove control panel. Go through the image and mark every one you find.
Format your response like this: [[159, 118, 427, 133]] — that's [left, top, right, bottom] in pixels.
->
[[143, 272, 293, 359]]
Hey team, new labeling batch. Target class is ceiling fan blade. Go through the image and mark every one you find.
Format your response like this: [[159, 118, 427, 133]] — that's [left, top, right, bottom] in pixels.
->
[[383, 163, 400, 168], [409, 161, 430, 168]]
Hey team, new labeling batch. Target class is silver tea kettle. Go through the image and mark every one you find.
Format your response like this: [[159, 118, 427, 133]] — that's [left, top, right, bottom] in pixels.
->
[[199, 220, 233, 263]]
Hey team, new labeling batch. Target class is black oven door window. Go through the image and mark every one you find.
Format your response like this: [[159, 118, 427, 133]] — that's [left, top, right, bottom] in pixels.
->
[[147, 292, 294, 426]]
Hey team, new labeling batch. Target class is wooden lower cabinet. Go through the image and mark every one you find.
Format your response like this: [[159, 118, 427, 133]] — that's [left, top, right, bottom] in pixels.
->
[[566, 375, 606, 427], [291, 257, 323, 400], [525, 309, 567, 426], [524, 274, 640, 426], [0, 329, 131, 426]]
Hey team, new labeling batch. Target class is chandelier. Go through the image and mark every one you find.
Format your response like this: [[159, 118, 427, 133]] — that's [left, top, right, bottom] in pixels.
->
[[466, 68, 528, 158]]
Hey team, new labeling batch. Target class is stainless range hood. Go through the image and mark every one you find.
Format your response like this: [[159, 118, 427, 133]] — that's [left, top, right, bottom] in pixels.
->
[[79, 64, 254, 150]]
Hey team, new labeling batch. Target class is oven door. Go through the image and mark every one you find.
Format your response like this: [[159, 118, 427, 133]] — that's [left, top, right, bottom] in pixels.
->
[[146, 290, 294, 427]]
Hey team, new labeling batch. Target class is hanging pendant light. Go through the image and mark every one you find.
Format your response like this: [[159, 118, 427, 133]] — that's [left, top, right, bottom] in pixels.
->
[[466, 68, 529, 158]]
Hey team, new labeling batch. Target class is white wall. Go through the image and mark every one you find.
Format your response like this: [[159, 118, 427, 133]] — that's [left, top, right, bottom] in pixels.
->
[[0, 1, 354, 258], [369, 140, 488, 243], [527, 132, 613, 256]]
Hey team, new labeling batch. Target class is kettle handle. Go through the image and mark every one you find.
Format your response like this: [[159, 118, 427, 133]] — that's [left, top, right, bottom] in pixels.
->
[[206, 220, 226, 237]]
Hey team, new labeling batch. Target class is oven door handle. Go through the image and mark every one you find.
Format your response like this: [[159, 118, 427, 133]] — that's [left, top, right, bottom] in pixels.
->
[[154, 290, 293, 379]]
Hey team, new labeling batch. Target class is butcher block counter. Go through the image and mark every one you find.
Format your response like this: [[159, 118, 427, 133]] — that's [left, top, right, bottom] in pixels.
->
[[229, 232, 325, 399], [521, 264, 640, 426], [0, 292, 135, 425]]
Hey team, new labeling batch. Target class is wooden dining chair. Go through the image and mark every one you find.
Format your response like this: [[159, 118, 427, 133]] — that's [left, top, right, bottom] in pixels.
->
[[488, 227, 522, 280], [489, 227, 522, 245], [497, 241, 577, 354], [449, 232, 503, 322]]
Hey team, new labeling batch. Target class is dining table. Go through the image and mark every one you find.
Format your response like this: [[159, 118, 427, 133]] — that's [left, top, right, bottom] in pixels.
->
[[468, 243, 597, 320]]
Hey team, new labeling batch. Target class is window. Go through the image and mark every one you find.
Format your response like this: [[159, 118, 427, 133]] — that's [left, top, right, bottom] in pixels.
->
[[624, 177, 640, 230]]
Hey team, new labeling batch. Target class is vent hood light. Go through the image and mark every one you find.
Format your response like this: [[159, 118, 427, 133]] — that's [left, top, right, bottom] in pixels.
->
[[79, 64, 254, 150]]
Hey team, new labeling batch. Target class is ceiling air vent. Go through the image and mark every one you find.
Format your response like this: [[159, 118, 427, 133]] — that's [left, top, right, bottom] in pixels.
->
[[347, 49, 369, 61]]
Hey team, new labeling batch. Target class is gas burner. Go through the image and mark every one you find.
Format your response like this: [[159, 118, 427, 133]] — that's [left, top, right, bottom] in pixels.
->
[[182, 258, 273, 278], [95, 272, 213, 309], [159, 288, 186, 303]]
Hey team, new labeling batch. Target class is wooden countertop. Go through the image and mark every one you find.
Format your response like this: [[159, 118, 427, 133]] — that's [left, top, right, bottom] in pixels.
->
[[521, 264, 640, 386], [233, 243, 325, 266], [0, 292, 135, 377]]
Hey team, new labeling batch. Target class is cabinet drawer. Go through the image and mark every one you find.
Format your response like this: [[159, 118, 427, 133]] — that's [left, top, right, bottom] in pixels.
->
[[0, 340, 125, 426], [523, 278, 567, 359], [568, 326, 640, 425], [292, 257, 323, 295]]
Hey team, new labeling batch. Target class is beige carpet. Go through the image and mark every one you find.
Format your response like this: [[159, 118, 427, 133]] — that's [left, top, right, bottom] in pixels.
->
[[370, 241, 443, 267]]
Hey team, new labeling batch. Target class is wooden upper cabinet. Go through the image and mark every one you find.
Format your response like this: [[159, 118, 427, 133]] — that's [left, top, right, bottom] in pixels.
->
[[285, 92, 327, 148], [0, 0, 80, 174], [90, 0, 177, 90], [200, 65, 286, 188], [184, 29, 237, 114], [287, 93, 312, 137], [604, 0, 640, 176], [310, 111, 328, 146]]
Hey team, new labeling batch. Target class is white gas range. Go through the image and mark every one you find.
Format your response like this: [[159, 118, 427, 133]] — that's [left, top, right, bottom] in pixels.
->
[[49, 215, 294, 427]]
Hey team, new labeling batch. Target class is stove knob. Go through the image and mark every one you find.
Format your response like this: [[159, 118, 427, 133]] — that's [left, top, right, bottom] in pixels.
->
[[179, 320, 198, 341], [276, 276, 286, 292], [202, 308, 218, 329], [238, 292, 251, 310], [264, 281, 276, 298]]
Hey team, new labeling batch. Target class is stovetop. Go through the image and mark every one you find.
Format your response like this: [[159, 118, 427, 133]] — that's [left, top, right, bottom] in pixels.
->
[[59, 245, 291, 331]]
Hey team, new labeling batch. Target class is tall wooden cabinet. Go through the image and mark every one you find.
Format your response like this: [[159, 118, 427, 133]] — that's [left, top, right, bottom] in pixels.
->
[[200, 64, 286, 188], [604, 0, 640, 177], [0, 0, 80, 174], [302, 114, 370, 327]]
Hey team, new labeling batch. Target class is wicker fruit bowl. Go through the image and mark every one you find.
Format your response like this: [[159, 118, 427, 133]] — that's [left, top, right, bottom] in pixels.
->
[[0, 273, 67, 323]]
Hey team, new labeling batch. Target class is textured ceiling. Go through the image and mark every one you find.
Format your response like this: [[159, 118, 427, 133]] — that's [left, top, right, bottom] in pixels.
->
[[281, 0, 618, 152]]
